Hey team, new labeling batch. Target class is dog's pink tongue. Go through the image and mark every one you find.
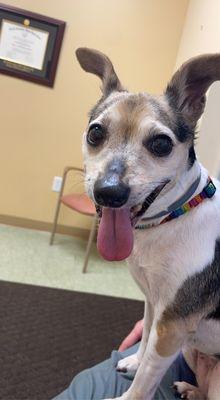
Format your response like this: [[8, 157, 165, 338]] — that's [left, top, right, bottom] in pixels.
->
[[97, 208, 133, 261]]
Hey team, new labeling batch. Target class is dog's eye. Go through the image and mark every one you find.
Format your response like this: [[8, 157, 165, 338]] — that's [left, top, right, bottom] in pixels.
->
[[144, 134, 173, 157], [87, 124, 105, 147]]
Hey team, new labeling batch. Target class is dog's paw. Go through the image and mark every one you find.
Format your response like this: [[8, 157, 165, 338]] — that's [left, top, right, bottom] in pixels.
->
[[117, 354, 140, 373], [173, 381, 205, 400], [173, 381, 193, 395], [102, 397, 128, 400], [102, 398, 123, 400]]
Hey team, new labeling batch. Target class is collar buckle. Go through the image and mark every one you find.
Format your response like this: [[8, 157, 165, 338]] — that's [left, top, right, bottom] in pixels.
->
[[203, 180, 216, 198]]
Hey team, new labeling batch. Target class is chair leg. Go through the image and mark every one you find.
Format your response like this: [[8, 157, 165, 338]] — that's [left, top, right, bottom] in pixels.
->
[[82, 215, 97, 273], [50, 199, 62, 245]]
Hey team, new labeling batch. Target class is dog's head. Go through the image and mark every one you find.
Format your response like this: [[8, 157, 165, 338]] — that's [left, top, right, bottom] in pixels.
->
[[76, 48, 220, 261]]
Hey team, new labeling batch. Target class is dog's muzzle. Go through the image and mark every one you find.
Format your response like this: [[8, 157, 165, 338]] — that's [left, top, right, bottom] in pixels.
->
[[93, 175, 169, 262]]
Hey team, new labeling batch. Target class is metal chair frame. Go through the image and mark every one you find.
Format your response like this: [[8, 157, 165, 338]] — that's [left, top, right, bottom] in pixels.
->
[[50, 166, 97, 273]]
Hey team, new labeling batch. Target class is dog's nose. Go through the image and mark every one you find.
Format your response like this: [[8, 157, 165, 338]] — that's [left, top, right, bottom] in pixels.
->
[[94, 178, 130, 208]]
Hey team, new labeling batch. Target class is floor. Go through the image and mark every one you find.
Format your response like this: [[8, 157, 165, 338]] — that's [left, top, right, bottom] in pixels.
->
[[0, 224, 144, 300]]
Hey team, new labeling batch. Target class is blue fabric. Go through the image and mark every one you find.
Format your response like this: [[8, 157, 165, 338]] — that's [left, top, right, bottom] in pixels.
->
[[172, 352, 197, 387], [53, 343, 196, 400]]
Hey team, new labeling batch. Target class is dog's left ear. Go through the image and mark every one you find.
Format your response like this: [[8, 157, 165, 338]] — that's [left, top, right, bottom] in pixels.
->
[[165, 53, 220, 128], [75, 47, 124, 96]]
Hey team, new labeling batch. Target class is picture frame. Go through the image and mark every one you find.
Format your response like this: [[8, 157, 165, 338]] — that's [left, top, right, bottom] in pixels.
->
[[0, 3, 65, 87]]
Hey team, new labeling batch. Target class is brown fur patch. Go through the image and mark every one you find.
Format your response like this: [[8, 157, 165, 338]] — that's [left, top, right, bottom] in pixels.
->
[[89, 90, 181, 145], [115, 95, 151, 139], [156, 320, 185, 357], [106, 93, 171, 141]]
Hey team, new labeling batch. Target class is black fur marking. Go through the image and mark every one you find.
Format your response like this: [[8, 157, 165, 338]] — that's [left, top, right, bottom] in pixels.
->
[[165, 84, 179, 112], [144, 96, 173, 129], [166, 87, 197, 143], [162, 239, 220, 321], [174, 117, 195, 143], [207, 302, 220, 320], [165, 87, 195, 143], [188, 146, 196, 168]]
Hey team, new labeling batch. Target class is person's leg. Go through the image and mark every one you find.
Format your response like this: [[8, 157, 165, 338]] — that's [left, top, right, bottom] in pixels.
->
[[53, 345, 196, 400], [53, 344, 138, 400]]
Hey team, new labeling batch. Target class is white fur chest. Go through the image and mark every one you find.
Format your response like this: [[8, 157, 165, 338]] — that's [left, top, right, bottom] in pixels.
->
[[128, 194, 220, 308]]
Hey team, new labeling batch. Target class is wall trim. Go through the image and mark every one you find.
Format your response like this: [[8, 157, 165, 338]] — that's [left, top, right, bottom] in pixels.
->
[[0, 214, 90, 240]]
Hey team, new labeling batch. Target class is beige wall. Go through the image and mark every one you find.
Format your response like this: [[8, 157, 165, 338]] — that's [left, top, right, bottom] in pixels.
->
[[175, 0, 220, 176], [175, 0, 220, 67], [198, 82, 220, 176], [0, 0, 188, 231]]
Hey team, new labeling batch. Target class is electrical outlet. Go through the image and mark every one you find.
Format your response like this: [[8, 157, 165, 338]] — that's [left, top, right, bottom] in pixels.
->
[[52, 176, 63, 192]]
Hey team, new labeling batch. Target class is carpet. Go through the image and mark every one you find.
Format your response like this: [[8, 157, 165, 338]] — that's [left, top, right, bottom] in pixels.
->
[[0, 281, 144, 399]]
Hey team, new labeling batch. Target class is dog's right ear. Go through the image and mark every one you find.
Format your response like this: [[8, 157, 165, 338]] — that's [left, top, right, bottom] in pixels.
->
[[75, 47, 124, 97]]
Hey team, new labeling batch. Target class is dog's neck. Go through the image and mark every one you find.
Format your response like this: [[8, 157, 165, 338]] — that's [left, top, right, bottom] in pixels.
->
[[140, 160, 208, 223]]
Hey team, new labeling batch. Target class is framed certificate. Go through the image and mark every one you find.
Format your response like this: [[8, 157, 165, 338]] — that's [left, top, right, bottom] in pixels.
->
[[0, 4, 65, 87]]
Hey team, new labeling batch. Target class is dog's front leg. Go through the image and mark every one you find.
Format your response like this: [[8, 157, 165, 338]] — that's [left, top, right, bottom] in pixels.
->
[[117, 300, 153, 373], [116, 316, 186, 400], [136, 300, 153, 361]]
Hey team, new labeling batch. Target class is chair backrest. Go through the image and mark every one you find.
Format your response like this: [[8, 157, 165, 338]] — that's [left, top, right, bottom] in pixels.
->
[[60, 166, 84, 197], [59, 166, 95, 215]]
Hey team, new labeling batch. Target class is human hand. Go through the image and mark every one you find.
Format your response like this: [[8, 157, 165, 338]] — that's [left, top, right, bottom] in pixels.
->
[[118, 319, 144, 352]]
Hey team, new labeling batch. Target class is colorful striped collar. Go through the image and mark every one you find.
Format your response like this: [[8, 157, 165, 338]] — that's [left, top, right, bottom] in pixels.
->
[[135, 177, 216, 230]]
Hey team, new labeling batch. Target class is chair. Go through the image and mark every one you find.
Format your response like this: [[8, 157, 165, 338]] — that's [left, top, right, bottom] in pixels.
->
[[50, 166, 97, 273]]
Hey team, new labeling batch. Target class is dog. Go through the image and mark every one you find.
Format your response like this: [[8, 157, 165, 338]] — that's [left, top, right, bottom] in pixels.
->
[[75, 47, 220, 400]]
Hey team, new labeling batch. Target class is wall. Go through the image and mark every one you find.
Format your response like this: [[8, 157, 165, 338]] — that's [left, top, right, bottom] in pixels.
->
[[175, 0, 220, 67], [198, 83, 220, 175], [175, 0, 220, 176], [0, 0, 189, 233]]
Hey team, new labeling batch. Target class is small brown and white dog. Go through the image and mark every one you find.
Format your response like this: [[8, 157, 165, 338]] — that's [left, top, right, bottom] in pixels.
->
[[76, 48, 220, 400]]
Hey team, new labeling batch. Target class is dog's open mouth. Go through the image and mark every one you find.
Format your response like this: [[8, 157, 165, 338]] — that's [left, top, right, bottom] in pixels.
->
[[95, 181, 169, 262]]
